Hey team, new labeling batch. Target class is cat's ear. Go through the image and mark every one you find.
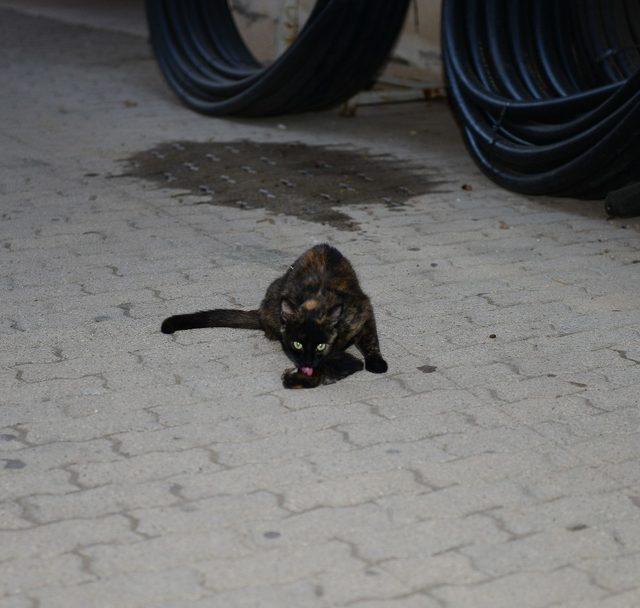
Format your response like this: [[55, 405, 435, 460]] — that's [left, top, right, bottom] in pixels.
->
[[328, 304, 343, 323], [281, 299, 296, 321]]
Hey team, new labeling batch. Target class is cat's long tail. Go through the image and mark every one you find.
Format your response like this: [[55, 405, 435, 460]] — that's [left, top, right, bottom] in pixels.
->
[[161, 309, 262, 334]]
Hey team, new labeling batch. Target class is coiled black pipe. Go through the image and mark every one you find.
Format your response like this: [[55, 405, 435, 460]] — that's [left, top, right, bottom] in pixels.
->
[[145, 0, 411, 116], [443, 0, 640, 199]]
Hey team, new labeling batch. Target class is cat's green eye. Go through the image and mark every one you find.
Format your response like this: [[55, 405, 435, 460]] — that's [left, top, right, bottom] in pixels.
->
[[316, 343, 327, 352], [292, 341, 303, 350]]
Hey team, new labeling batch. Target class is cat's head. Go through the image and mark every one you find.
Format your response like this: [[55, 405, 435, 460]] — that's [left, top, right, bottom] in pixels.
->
[[280, 298, 342, 372]]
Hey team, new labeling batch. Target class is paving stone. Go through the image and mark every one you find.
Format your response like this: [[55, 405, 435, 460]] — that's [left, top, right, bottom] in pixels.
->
[[432, 568, 606, 608], [27, 568, 204, 608], [0, 554, 92, 598]]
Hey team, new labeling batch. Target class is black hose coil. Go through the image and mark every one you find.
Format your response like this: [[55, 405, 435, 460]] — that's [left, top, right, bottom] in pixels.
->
[[145, 0, 412, 116], [442, 0, 640, 199]]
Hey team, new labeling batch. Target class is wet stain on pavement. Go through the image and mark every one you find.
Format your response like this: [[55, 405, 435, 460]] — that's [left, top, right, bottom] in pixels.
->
[[124, 141, 449, 231], [263, 530, 281, 539], [3, 459, 26, 470]]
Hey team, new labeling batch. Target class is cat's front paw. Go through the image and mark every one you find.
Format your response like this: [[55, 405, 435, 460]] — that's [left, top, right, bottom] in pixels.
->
[[282, 368, 322, 389], [365, 356, 388, 374]]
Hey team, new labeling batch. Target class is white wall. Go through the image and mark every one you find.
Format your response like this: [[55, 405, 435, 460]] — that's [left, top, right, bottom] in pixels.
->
[[232, 0, 443, 84]]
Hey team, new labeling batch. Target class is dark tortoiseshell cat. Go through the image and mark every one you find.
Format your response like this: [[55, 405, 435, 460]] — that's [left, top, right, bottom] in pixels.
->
[[161, 244, 387, 389]]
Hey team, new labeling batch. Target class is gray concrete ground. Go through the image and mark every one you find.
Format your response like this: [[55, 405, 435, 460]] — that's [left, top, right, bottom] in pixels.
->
[[1, 5, 640, 608]]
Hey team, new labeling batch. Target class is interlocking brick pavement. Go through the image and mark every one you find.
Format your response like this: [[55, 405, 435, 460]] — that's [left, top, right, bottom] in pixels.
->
[[1, 5, 639, 608]]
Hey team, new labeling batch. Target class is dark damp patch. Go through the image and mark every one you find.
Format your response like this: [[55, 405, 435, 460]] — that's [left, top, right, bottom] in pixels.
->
[[123, 140, 450, 231], [417, 364, 437, 374], [263, 530, 281, 539], [3, 459, 26, 470]]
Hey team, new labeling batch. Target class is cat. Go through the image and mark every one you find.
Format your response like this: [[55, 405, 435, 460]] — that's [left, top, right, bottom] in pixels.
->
[[161, 244, 388, 389]]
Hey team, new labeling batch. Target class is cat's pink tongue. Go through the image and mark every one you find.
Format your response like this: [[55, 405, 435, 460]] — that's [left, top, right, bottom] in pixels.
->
[[300, 367, 314, 377]]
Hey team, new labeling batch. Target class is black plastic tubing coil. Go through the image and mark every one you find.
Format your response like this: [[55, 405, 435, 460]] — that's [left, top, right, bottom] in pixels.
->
[[145, 0, 411, 117], [442, 0, 640, 198]]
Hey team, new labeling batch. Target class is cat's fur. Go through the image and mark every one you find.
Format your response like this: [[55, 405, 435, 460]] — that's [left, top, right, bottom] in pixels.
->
[[161, 244, 387, 389]]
